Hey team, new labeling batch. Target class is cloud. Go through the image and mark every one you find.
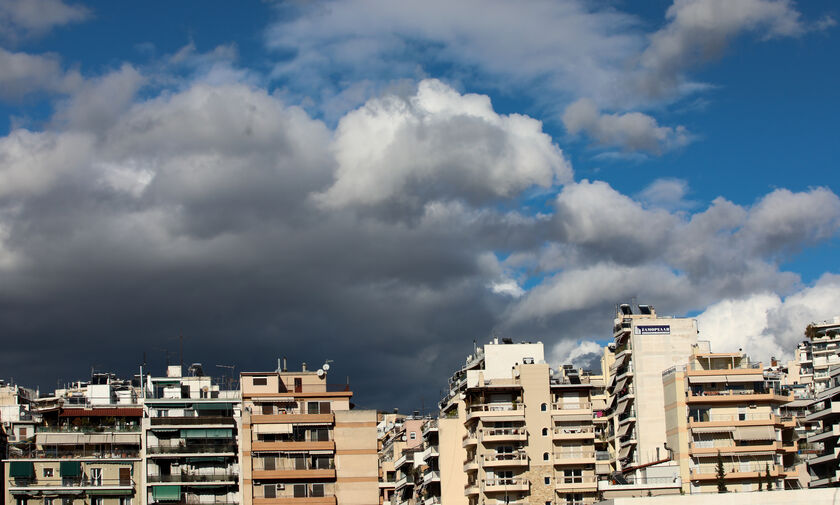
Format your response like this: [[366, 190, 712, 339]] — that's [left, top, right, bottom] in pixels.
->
[[637, 178, 696, 210], [0, 0, 89, 40], [563, 98, 692, 153], [638, 0, 808, 99], [696, 274, 840, 361], [0, 47, 81, 100], [315, 79, 571, 211], [52, 64, 145, 132]]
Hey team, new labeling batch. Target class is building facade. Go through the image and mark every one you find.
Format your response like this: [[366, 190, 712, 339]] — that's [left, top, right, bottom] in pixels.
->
[[804, 365, 840, 487]]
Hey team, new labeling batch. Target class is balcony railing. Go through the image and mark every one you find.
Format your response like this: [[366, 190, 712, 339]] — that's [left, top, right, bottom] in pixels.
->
[[554, 451, 595, 460], [552, 402, 591, 411], [147, 443, 236, 454], [9, 478, 134, 489], [468, 403, 524, 414], [554, 426, 593, 436], [484, 428, 526, 437], [484, 452, 527, 463], [7, 449, 140, 459], [147, 471, 238, 483], [37, 425, 141, 433], [484, 478, 527, 488]]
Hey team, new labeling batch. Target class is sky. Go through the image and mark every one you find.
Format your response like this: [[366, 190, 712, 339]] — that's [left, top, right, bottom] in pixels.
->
[[0, 0, 838, 411]]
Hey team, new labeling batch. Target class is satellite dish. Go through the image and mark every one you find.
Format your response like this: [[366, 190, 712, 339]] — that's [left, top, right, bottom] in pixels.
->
[[317, 369, 325, 378], [322, 364, 330, 371]]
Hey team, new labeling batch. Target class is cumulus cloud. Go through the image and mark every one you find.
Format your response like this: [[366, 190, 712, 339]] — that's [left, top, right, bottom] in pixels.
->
[[0, 47, 81, 100], [638, 0, 809, 98], [315, 79, 571, 211], [0, 0, 89, 40], [697, 274, 840, 361], [637, 178, 695, 210], [563, 98, 692, 153], [52, 64, 145, 132], [550, 339, 604, 372]]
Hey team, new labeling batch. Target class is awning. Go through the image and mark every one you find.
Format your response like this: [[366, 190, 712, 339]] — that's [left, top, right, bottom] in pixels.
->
[[60, 461, 81, 477], [254, 424, 293, 434], [733, 426, 775, 441], [725, 374, 763, 383], [612, 352, 629, 370], [113, 434, 140, 443], [616, 424, 630, 439], [688, 375, 726, 384], [616, 399, 630, 414], [691, 426, 734, 434], [152, 485, 181, 501], [87, 490, 133, 496], [88, 434, 111, 443], [192, 403, 233, 410], [618, 445, 632, 460], [614, 377, 628, 393], [186, 456, 227, 463], [9, 461, 34, 478], [180, 428, 232, 438]]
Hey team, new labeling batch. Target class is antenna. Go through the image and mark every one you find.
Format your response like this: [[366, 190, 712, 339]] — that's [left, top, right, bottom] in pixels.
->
[[216, 364, 235, 390]]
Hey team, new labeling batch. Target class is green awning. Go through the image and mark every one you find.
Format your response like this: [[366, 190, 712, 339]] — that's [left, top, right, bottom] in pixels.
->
[[87, 490, 133, 496], [186, 457, 226, 463], [192, 403, 232, 410], [60, 461, 81, 477], [9, 462, 34, 478], [180, 428, 232, 438], [152, 485, 181, 501]]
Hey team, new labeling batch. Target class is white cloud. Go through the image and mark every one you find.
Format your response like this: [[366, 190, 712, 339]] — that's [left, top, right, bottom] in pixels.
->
[[550, 339, 604, 370], [638, 178, 694, 210], [0, 47, 81, 100], [0, 0, 89, 39], [638, 0, 808, 98], [316, 79, 571, 210], [491, 279, 525, 298], [697, 274, 840, 361], [563, 98, 692, 154], [52, 64, 145, 132]]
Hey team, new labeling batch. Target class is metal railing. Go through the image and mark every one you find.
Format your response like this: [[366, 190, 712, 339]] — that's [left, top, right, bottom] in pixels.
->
[[37, 425, 141, 433], [554, 451, 595, 460], [9, 478, 134, 488], [484, 478, 528, 487], [484, 452, 527, 463], [147, 443, 236, 454], [468, 403, 524, 413], [147, 471, 238, 483], [552, 402, 591, 410]]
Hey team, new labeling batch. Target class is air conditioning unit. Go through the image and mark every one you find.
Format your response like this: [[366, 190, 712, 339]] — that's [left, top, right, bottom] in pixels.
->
[[276, 484, 285, 490]]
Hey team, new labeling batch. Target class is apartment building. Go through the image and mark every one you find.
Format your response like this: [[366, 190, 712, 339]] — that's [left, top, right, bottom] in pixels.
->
[[663, 349, 798, 494], [4, 374, 142, 505], [605, 303, 698, 493], [377, 414, 425, 505], [142, 364, 240, 505], [797, 317, 840, 394], [239, 361, 378, 505], [804, 365, 840, 487], [440, 339, 606, 505]]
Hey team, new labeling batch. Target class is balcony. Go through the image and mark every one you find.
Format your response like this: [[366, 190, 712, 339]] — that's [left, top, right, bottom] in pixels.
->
[[483, 452, 528, 467], [551, 402, 591, 415], [252, 441, 335, 452], [150, 416, 236, 427], [553, 426, 594, 440], [462, 433, 478, 448], [483, 428, 527, 443], [7, 448, 140, 460], [464, 483, 479, 496], [690, 464, 782, 481], [466, 403, 524, 422], [147, 470, 238, 483], [689, 441, 782, 456], [37, 425, 141, 433], [8, 477, 134, 492], [463, 459, 478, 472], [147, 442, 237, 455], [554, 451, 596, 465], [254, 497, 336, 505], [252, 468, 336, 480], [805, 403, 840, 422], [597, 476, 681, 493], [686, 390, 793, 404], [483, 478, 529, 493], [554, 476, 597, 491], [422, 470, 441, 485], [418, 445, 439, 463], [251, 413, 335, 424]]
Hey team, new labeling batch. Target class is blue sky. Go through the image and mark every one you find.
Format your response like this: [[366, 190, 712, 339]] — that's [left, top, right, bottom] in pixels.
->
[[0, 0, 839, 407]]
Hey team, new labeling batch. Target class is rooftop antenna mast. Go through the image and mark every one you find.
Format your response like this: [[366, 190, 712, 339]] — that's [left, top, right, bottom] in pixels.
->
[[216, 364, 235, 390]]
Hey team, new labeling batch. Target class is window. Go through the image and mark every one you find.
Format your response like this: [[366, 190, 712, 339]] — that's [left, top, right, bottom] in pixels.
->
[[15, 498, 27, 505], [20, 427, 27, 437], [410, 432, 417, 440], [91, 498, 103, 505], [264, 483, 277, 499], [294, 378, 302, 392], [293, 484, 307, 498], [45, 499, 54, 505], [319, 401, 331, 414], [544, 476, 551, 485], [119, 498, 132, 505], [311, 484, 325, 497], [262, 404, 273, 415], [541, 403, 547, 411], [543, 452, 549, 461], [307, 402, 320, 414], [542, 427, 549, 436], [62, 499, 73, 505], [90, 468, 102, 486], [253, 377, 268, 386], [43, 468, 54, 477]]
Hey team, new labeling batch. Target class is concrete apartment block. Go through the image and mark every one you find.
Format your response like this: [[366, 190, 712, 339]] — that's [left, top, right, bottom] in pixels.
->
[[662, 351, 799, 494], [804, 365, 840, 487], [240, 363, 378, 505]]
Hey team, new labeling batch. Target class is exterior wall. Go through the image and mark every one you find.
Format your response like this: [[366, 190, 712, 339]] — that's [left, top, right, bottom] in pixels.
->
[[438, 416, 467, 505], [595, 487, 839, 505], [335, 410, 378, 505], [483, 343, 545, 380]]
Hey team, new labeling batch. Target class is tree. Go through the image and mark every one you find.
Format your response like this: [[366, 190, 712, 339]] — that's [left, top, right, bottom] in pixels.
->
[[805, 324, 817, 340], [715, 451, 728, 493]]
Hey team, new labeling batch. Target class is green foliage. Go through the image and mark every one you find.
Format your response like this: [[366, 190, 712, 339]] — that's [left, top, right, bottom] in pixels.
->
[[715, 451, 728, 493]]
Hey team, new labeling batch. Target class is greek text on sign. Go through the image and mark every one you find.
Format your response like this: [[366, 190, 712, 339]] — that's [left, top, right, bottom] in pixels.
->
[[634, 325, 670, 335]]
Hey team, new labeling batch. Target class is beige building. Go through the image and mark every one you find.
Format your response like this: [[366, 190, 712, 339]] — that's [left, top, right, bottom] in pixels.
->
[[662, 350, 798, 494], [440, 339, 606, 505], [4, 376, 142, 505], [605, 304, 698, 490], [240, 361, 378, 505]]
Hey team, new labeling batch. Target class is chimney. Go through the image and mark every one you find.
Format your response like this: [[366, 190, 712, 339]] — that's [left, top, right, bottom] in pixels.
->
[[302, 362, 307, 372], [282, 357, 287, 372]]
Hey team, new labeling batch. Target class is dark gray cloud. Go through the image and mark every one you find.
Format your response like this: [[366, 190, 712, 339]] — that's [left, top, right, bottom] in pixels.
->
[[1, 74, 838, 412]]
